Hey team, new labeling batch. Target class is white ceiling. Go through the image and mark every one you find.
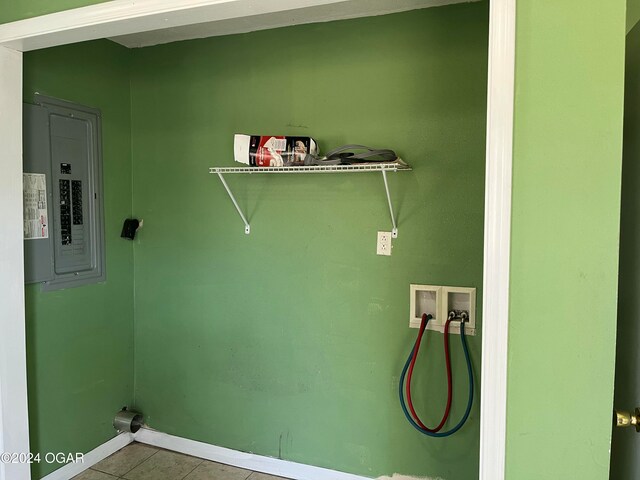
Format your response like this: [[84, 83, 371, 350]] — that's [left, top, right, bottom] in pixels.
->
[[0, 0, 479, 52], [110, 0, 478, 48]]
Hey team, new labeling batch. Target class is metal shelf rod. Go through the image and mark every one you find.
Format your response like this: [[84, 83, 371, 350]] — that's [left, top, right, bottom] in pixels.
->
[[209, 161, 410, 175], [381, 169, 398, 238], [216, 172, 250, 234]]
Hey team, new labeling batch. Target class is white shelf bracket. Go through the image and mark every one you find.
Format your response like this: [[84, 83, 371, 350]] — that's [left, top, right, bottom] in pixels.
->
[[381, 168, 398, 238], [216, 172, 251, 234], [211, 162, 410, 236]]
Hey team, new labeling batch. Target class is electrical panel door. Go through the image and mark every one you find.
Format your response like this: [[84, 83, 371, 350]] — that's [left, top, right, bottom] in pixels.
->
[[23, 104, 55, 284], [50, 113, 94, 274], [23, 95, 105, 290]]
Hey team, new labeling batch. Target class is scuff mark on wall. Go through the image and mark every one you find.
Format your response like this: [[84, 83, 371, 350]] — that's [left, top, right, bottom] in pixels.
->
[[278, 430, 292, 460]]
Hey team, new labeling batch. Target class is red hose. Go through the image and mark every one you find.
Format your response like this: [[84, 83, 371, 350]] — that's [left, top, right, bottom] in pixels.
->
[[405, 313, 453, 432]]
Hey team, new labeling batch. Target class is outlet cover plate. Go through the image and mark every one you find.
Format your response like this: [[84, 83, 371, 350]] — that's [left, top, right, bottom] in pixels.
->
[[376, 231, 392, 256]]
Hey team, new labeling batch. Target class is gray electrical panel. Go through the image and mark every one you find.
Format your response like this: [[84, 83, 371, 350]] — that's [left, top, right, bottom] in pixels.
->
[[23, 104, 55, 284], [23, 95, 105, 290]]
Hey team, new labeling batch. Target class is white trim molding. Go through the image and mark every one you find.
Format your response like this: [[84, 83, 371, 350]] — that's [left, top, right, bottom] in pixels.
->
[[0, 45, 30, 480], [0, 0, 479, 51], [40, 433, 134, 480], [479, 0, 516, 480], [0, 2, 517, 480], [135, 428, 369, 480]]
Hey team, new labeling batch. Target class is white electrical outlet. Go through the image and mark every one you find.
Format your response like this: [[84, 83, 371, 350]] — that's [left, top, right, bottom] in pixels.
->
[[376, 231, 392, 256]]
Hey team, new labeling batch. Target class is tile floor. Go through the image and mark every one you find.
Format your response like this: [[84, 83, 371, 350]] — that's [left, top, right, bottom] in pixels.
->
[[72, 443, 290, 480]]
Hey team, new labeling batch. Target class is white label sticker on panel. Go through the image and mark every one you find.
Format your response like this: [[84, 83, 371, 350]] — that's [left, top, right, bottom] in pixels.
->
[[23, 173, 49, 240]]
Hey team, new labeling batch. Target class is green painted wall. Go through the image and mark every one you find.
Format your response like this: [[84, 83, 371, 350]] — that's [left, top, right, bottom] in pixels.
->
[[0, 0, 110, 24], [23, 40, 134, 479], [13, 1, 635, 479], [130, 4, 487, 479], [610, 20, 640, 480], [506, 2, 626, 480]]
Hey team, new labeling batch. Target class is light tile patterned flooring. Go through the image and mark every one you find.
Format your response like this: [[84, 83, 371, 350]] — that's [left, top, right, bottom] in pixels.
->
[[72, 443, 290, 480]]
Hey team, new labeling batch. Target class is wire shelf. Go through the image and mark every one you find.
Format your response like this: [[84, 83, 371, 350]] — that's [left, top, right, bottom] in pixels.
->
[[209, 160, 411, 174], [209, 160, 411, 236]]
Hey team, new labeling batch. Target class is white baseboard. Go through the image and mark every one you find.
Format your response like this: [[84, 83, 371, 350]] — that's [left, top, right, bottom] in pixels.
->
[[38, 427, 371, 480], [40, 432, 134, 480], [134, 428, 370, 480]]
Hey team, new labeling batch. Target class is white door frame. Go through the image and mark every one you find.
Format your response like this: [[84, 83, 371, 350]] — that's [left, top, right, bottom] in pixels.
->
[[479, 0, 515, 478], [0, 1, 515, 479], [0, 45, 31, 480]]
